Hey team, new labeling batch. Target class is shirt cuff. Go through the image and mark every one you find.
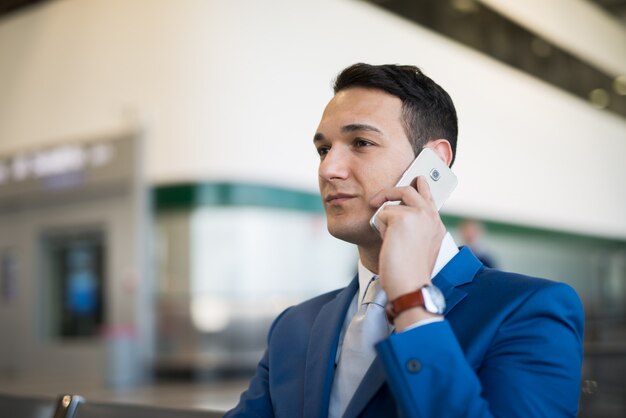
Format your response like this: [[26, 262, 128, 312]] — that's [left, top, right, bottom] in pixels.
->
[[398, 317, 444, 333]]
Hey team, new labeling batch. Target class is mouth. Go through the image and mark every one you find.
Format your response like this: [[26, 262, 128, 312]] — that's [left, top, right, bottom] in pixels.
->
[[325, 193, 357, 204]]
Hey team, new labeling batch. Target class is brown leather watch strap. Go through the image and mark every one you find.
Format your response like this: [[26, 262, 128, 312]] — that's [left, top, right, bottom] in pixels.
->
[[385, 289, 425, 322]]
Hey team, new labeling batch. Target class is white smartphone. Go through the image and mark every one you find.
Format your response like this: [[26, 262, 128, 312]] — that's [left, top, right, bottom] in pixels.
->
[[369, 147, 458, 233]]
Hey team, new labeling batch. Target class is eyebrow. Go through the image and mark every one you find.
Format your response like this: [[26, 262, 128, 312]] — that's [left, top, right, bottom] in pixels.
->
[[313, 123, 382, 143], [341, 123, 382, 135]]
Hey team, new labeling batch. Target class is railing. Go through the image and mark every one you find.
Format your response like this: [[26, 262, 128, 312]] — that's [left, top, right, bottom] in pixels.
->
[[0, 393, 223, 418]]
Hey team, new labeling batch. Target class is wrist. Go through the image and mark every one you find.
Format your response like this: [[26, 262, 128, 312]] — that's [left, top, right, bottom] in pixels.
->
[[393, 307, 441, 331], [385, 283, 446, 325], [383, 277, 431, 301]]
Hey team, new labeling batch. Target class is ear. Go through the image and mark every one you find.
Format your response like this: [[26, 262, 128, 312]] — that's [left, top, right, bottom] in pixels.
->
[[424, 139, 453, 167]]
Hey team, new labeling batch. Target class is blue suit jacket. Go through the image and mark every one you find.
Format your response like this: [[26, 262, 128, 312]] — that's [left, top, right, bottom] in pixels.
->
[[224, 247, 584, 417]]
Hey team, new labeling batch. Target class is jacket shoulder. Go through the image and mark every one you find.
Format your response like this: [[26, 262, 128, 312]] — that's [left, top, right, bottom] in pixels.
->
[[452, 267, 584, 341], [469, 267, 582, 305]]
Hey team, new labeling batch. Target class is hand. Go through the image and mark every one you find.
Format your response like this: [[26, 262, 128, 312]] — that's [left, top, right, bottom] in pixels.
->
[[370, 176, 446, 301]]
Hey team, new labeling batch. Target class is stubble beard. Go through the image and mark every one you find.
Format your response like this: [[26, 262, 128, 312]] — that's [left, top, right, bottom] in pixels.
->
[[326, 213, 381, 249]]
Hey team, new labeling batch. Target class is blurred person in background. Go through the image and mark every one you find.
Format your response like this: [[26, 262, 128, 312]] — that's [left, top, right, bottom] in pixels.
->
[[458, 219, 497, 268], [225, 63, 583, 417]]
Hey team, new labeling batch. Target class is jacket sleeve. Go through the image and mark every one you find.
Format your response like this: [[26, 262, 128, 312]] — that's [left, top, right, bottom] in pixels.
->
[[224, 308, 293, 418], [223, 349, 273, 418], [376, 282, 584, 418]]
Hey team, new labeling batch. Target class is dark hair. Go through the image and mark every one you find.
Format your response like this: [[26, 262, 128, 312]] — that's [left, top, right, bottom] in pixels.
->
[[333, 63, 458, 166]]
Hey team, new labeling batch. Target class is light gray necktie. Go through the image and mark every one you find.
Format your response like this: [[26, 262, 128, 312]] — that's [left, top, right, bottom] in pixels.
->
[[329, 276, 389, 418]]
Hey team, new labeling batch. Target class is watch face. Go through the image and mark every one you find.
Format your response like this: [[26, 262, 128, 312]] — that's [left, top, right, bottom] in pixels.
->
[[423, 284, 446, 315]]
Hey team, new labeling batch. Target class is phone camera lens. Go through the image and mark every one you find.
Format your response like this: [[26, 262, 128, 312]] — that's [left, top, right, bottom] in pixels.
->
[[430, 169, 441, 181]]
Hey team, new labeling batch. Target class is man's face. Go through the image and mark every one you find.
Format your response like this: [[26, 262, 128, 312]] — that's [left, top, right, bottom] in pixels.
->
[[314, 87, 415, 247]]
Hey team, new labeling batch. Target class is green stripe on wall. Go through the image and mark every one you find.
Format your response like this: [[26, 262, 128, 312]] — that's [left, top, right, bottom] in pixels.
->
[[441, 215, 626, 247], [153, 182, 324, 213], [153, 182, 625, 246]]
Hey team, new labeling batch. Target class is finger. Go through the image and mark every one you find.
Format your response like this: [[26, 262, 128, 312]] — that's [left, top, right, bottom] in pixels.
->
[[376, 204, 410, 222], [373, 206, 395, 239], [370, 185, 425, 209], [374, 204, 415, 236], [414, 176, 435, 204]]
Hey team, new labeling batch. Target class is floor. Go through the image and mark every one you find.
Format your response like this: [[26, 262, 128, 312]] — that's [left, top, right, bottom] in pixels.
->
[[0, 373, 250, 413]]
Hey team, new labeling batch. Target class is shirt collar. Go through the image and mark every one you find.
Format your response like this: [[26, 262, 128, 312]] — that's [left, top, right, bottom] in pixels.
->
[[357, 262, 377, 306], [432, 232, 459, 277], [357, 232, 459, 303]]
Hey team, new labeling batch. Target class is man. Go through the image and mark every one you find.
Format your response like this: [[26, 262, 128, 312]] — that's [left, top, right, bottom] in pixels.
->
[[458, 219, 497, 268], [225, 63, 584, 417]]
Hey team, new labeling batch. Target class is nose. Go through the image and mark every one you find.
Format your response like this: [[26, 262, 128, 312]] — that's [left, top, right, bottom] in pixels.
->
[[319, 147, 350, 182]]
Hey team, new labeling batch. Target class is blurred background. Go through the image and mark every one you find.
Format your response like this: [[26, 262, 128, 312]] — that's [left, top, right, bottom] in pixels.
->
[[0, 0, 624, 416]]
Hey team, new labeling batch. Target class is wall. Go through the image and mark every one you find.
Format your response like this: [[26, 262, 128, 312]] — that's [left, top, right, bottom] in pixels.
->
[[0, 0, 625, 239]]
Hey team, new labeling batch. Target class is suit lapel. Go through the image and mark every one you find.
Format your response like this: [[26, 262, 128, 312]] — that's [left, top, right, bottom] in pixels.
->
[[433, 246, 483, 315], [342, 356, 386, 418], [303, 277, 358, 418]]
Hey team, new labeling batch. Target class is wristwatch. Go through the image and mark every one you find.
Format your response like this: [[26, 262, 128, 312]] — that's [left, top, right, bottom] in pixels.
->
[[385, 284, 446, 322]]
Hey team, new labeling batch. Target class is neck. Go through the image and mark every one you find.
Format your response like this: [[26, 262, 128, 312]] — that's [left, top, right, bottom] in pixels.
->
[[358, 244, 381, 274]]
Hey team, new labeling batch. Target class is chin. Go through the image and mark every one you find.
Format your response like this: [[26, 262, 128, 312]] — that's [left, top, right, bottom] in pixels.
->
[[327, 218, 379, 247]]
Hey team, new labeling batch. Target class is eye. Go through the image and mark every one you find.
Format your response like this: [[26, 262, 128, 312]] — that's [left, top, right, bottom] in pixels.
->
[[354, 138, 374, 148], [316, 145, 330, 158]]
